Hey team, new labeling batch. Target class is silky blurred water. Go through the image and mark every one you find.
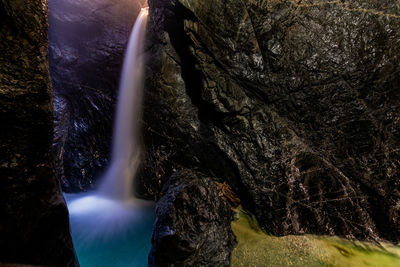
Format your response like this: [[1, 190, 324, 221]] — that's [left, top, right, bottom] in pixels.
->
[[63, 7, 153, 267], [65, 193, 155, 267], [99, 8, 149, 200]]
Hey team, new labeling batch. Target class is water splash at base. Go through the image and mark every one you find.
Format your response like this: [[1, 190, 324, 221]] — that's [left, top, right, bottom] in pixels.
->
[[66, 194, 154, 267]]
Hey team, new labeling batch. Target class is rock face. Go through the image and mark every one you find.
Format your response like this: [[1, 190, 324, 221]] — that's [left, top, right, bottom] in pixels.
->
[[149, 170, 235, 267], [45, 0, 400, 265], [0, 0, 77, 266], [141, 0, 400, 249], [49, 0, 146, 191]]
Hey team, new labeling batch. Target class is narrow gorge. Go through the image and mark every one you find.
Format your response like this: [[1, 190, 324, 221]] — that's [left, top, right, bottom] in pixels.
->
[[1, 0, 399, 266]]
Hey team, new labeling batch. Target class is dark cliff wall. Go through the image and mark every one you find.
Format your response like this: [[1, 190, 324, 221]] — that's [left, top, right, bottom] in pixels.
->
[[0, 0, 77, 265], [142, 0, 400, 255], [49, 0, 145, 192]]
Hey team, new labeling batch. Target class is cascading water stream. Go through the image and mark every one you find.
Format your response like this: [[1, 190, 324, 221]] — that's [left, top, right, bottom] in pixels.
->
[[65, 8, 154, 267], [99, 8, 148, 200]]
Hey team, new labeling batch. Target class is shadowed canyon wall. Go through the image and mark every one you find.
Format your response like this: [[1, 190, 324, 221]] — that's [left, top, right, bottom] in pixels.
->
[[0, 0, 77, 265], [141, 1, 400, 262]]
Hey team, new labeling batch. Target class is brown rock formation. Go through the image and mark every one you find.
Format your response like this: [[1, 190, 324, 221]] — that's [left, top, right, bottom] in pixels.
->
[[0, 0, 77, 265]]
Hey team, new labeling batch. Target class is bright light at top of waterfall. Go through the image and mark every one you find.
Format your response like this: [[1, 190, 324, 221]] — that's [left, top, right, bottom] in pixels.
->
[[141, 0, 149, 8]]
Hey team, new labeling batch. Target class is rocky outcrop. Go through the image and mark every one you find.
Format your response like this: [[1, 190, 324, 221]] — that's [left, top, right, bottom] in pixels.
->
[[149, 170, 235, 267], [49, 0, 146, 191], [0, 0, 77, 266], [141, 0, 400, 246]]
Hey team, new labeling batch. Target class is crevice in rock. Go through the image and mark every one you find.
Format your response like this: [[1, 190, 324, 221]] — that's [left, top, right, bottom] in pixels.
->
[[164, 2, 227, 130], [239, 0, 270, 74]]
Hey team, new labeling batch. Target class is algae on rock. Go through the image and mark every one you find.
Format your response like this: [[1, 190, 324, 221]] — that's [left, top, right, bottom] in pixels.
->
[[231, 208, 400, 267]]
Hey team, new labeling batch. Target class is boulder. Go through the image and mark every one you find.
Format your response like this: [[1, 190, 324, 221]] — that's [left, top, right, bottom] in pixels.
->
[[149, 170, 235, 267]]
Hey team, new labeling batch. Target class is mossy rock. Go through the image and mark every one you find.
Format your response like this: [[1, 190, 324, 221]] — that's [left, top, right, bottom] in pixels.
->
[[231, 208, 400, 267]]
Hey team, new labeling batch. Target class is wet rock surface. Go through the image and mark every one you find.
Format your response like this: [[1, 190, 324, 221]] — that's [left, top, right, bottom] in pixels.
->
[[149, 170, 235, 267], [0, 0, 77, 266], [49, 0, 145, 191], [141, 0, 400, 247], [45, 0, 400, 265]]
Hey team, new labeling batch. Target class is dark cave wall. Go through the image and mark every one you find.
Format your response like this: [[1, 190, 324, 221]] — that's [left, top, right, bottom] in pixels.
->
[[141, 1, 400, 259], [0, 0, 77, 266]]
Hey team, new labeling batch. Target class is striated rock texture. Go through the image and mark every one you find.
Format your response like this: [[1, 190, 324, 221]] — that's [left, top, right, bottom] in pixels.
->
[[49, 0, 146, 191], [0, 0, 77, 266], [148, 170, 235, 267], [141, 0, 400, 251]]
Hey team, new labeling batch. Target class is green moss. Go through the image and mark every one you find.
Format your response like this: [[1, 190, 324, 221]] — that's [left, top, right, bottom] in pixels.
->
[[231, 208, 400, 267]]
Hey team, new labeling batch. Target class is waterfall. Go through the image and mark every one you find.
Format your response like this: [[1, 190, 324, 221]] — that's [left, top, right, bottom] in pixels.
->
[[99, 7, 149, 200], [65, 8, 154, 266]]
